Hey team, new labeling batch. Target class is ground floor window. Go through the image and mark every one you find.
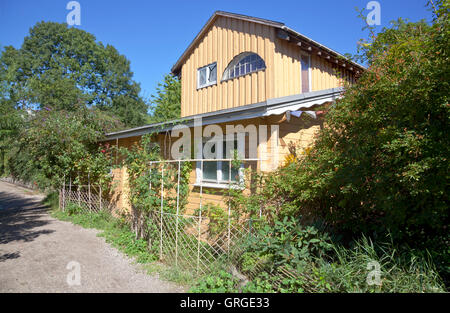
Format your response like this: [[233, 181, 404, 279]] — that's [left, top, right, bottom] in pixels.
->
[[196, 138, 242, 185]]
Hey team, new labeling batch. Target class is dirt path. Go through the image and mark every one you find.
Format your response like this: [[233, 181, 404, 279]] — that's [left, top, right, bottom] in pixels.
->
[[0, 181, 184, 293]]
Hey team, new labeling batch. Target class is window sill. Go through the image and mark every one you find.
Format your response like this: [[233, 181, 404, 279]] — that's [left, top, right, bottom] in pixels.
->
[[197, 82, 217, 90], [193, 182, 244, 190]]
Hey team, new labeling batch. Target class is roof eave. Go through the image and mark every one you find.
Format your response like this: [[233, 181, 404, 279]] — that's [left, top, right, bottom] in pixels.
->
[[102, 87, 343, 141], [281, 26, 366, 71], [171, 11, 367, 76]]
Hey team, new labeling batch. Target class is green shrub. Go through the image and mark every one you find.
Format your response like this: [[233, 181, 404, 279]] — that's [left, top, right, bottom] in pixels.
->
[[65, 202, 83, 216], [189, 270, 239, 293], [238, 217, 333, 274], [43, 191, 59, 210]]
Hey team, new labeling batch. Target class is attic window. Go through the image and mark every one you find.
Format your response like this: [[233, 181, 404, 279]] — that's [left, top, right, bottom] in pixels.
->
[[197, 62, 217, 89], [222, 52, 266, 81]]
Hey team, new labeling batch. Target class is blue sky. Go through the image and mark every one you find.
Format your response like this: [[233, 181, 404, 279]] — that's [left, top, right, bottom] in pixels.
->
[[0, 0, 433, 106]]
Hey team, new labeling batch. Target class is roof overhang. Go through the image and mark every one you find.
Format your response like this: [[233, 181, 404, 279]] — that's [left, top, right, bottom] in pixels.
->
[[170, 11, 365, 76], [102, 87, 343, 141]]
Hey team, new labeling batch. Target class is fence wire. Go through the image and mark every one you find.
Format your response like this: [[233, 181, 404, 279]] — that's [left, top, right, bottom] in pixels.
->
[[59, 159, 297, 284], [61, 184, 264, 277]]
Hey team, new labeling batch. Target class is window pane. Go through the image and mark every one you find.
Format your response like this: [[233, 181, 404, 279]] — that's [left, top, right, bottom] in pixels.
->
[[222, 161, 239, 182], [222, 53, 266, 81], [222, 140, 239, 182], [209, 64, 217, 83], [301, 55, 310, 93], [199, 68, 206, 86], [203, 161, 217, 180]]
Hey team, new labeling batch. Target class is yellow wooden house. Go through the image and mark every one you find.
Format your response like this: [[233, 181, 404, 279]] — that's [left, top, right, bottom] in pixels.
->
[[104, 11, 365, 213]]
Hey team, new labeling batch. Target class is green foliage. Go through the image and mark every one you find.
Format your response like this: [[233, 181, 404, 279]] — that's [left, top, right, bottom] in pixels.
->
[[238, 1, 450, 284], [189, 270, 239, 293], [0, 21, 149, 189], [149, 74, 181, 123], [42, 191, 60, 210], [117, 134, 191, 215], [241, 272, 276, 293], [196, 203, 228, 237], [309, 237, 446, 293], [238, 217, 333, 274], [4, 107, 117, 189], [238, 234, 446, 293], [0, 21, 149, 127]]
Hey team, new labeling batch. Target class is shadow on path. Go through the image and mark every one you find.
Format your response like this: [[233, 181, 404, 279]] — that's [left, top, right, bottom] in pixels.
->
[[0, 191, 55, 245]]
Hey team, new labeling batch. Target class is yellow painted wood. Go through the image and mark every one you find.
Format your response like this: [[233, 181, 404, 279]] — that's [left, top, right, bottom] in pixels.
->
[[177, 15, 355, 116]]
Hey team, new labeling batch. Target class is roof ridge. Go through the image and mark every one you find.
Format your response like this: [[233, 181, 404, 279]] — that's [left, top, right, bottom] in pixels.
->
[[214, 10, 285, 27]]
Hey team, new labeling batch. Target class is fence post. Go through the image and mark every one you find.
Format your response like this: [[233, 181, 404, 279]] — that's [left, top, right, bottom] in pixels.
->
[[227, 159, 232, 256], [69, 176, 72, 209], [99, 183, 102, 211], [175, 160, 181, 267], [149, 163, 152, 192], [88, 172, 91, 212], [62, 174, 65, 211], [148, 164, 152, 247], [197, 159, 204, 274], [77, 172, 81, 207], [159, 164, 164, 260]]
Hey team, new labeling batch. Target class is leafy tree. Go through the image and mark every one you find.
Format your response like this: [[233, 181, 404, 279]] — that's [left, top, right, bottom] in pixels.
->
[[149, 74, 181, 123], [5, 107, 120, 189], [0, 21, 149, 127], [0, 66, 22, 174], [253, 0, 449, 281]]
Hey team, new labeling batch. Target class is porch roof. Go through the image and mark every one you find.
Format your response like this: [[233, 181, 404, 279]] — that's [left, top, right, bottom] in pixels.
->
[[102, 87, 343, 141]]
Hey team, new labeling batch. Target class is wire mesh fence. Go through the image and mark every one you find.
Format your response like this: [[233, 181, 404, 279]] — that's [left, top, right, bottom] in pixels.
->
[[59, 158, 270, 279], [60, 184, 111, 213], [146, 209, 263, 276], [60, 185, 264, 277], [142, 159, 265, 276]]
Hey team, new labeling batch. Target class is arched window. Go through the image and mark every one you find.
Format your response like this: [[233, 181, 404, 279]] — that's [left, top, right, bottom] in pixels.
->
[[222, 52, 266, 81]]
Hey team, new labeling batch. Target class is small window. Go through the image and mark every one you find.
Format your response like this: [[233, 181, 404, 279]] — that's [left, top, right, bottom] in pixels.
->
[[197, 138, 242, 185], [222, 52, 266, 81], [301, 55, 311, 93], [197, 62, 217, 89]]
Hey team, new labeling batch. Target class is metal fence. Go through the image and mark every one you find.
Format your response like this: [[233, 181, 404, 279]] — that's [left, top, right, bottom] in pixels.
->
[[59, 159, 270, 279], [144, 158, 263, 276], [60, 182, 111, 213]]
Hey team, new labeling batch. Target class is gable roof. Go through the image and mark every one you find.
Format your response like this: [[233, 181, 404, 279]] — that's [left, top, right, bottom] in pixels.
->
[[171, 11, 365, 76]]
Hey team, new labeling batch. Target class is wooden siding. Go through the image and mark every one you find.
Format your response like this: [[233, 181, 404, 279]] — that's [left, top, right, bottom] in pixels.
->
[[108, 114, 326, 212], [180, 16, 355, 118], [181, 16, 275, 117]]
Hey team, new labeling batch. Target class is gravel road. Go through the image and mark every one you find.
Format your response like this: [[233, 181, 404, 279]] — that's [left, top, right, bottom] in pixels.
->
[[0, 180, 184, 293]]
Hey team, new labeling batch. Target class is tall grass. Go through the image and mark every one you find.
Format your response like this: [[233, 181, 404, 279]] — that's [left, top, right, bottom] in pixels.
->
[[311, 236, 446, 293], [43, 191, 59, 210]]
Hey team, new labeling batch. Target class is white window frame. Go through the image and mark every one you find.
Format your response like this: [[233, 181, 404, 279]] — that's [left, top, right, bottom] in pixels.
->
[[222, 52, 266, 81], [197, 62, 217, 89], [300, 53, 312, 93], [195, 136, 244, 188]]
